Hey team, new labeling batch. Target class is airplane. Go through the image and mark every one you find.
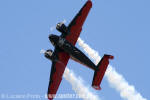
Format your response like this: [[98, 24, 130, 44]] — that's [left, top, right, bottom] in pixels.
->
[[43, 0, 114, 100]]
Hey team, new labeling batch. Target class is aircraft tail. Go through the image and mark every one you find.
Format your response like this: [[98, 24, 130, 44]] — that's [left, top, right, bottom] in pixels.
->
[[92, 54, 114, 90]]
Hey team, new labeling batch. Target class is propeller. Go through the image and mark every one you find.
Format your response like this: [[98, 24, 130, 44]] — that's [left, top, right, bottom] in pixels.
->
[[40, 49, 46, 54]]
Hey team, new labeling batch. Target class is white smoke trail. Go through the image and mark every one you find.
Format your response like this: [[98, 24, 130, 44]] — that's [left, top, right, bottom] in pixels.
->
[[77, 38, 147, 100], [63, 68, 100, 100]]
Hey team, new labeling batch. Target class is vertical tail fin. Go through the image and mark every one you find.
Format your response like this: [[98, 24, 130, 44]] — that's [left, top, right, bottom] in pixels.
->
[[92, 54, 114, 90]]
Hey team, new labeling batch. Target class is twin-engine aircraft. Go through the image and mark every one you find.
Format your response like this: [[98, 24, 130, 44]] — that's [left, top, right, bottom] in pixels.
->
[[43, 0, 113, 99]]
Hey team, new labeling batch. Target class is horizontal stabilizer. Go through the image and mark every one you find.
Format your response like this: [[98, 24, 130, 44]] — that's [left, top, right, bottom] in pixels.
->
[[92, 54, 114, 90]]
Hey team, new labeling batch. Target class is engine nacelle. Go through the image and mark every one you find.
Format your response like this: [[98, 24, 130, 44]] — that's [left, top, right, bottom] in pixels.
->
[[44, 49, 58, 62], [56, 22, 69, 36], [44, 49, 53, 60]]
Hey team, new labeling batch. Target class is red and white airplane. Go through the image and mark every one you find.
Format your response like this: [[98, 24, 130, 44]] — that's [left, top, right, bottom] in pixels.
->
[[43, 0, 114, 99]]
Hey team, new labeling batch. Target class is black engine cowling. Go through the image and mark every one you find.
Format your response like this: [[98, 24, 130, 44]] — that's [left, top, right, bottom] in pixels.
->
[[44, 49, 53, 60], [56, 22, 69, 36], [44, 49, 58, 61]]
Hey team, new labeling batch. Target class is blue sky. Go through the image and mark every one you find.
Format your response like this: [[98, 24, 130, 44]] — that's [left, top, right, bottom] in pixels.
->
[[0, 0, 149, 100]]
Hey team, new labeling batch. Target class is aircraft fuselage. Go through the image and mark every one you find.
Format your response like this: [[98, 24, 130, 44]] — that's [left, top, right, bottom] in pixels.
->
[[49, 34, 97, 70]]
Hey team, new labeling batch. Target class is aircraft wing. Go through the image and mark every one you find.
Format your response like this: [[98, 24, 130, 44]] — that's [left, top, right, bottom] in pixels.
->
[[47, 1, 92, 99], [47, 49, 70, 100], [66, 0, 92, 45]]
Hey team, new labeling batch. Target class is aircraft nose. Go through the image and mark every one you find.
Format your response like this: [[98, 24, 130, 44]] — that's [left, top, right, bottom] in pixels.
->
[[49, 34, 59, 46], [49, 34, 53, 41]]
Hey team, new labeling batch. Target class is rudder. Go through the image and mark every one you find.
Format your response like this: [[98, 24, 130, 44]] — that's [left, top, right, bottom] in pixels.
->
[[92, 54, 114, 90]]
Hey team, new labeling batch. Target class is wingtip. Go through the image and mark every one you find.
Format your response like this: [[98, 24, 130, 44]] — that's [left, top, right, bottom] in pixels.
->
[[92, 85, 101, 90], [87, 0, 92, 6], [109, 55, 114, 59], [104, 54, 114, 59]]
